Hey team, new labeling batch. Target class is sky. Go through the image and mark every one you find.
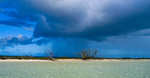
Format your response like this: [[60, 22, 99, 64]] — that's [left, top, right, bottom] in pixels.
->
[[0, 0, 150, 58]]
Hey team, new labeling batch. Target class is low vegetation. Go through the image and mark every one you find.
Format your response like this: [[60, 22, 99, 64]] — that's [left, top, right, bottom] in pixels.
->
[[0, 56, 46, 60]]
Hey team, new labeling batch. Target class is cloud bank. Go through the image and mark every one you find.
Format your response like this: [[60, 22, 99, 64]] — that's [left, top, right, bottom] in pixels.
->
[[27, 0, 150, 41], [1, 0, 150, 41]]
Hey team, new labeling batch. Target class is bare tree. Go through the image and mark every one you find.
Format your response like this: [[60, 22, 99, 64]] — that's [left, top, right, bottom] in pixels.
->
[[46, 49, 55, 61], [79, 48, 98, 59]]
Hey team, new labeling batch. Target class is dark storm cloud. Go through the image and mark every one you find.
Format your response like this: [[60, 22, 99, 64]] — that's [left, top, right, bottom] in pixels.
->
[[1, 0, 150, 41], [31, 0, 150, 41], [0, 8, 36, 29]]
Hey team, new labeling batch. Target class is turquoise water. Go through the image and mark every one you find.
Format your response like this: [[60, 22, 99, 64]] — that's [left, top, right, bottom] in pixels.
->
[[0, 60, 150, 78]]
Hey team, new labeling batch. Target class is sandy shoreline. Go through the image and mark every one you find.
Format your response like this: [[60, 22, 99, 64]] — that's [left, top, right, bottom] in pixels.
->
[[0, 59, 149, 62]]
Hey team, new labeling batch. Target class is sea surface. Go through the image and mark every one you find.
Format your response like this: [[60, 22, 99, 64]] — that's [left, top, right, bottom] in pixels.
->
[[0, 60, 149, 78]]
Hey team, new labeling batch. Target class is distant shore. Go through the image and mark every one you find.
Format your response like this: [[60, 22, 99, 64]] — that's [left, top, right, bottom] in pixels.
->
[[0, 56, 150, 62], [0, 59, 150, 62]]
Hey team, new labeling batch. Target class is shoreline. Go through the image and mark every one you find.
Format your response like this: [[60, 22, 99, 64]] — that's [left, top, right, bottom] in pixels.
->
[[0, 59, 150, 62]]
